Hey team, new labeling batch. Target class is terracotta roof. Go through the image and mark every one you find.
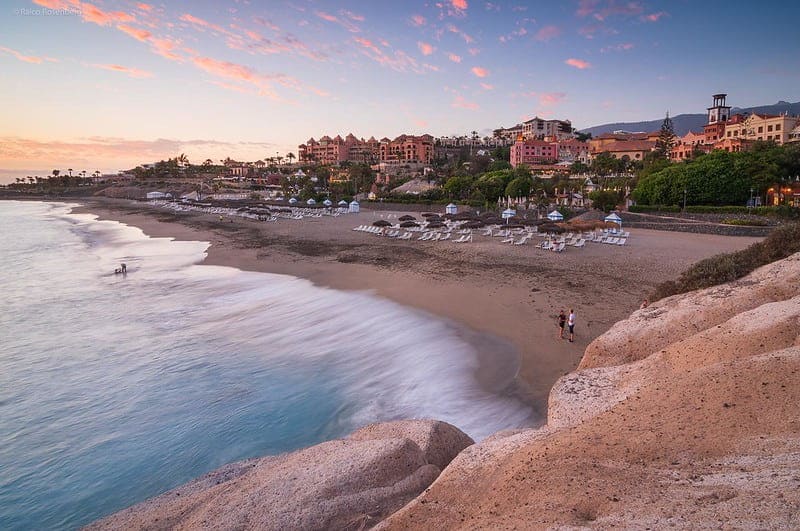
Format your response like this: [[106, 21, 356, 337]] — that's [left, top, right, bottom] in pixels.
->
[[594, 140, 656, 152]]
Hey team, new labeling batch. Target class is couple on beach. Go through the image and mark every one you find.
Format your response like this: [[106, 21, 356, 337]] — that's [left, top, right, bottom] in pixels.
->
[[557, 309, 575, 342]]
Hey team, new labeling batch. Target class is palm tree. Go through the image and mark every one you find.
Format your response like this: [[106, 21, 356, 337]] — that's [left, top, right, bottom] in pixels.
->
[[286, 152, 295, 165], [52, 169, 60, 178], [68, 168, 73, 177], [203, 159, 213, 167], [276, 155, 284, 165]]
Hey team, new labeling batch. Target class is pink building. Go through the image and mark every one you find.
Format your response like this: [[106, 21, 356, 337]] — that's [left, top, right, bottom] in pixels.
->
[[510, 136, 559, 167], [379, 134, 434, 164]]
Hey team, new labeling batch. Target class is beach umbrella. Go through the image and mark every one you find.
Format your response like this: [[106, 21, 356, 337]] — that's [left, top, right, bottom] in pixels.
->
[[373, 219, 392, 227], [306, 198, 317, 205], [399, 220, 420, 228], [289, 197, 298, 204], [421, 212, 439, 217], [398, 215, 416, 221], [547, 210, 564, 221], [604, 212, 622, 227], [338, 200, 348, 207], [323, 199, 333, 207], [502, 208, 516, 219], [426, 221, 445, 228], [348, 200, 360, 213]]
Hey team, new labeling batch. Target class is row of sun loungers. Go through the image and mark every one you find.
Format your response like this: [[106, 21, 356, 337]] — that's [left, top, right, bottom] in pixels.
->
[[353, 222, 631, 251]]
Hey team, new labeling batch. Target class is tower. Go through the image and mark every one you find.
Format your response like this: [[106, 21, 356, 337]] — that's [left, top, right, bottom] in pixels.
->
[[707, 93, 731, 125]]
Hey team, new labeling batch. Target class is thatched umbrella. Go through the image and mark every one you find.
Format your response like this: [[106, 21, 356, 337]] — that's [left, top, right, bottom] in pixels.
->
[[398, 215, 416, 221], [373, 220, 392, 227], [421, 212, 439, 218], [426, 221, 446, 228], [400, 220, 420, 228]]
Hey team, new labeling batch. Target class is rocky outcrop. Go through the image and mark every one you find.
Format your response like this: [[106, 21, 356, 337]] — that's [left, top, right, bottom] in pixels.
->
[[381, 253, 800, 529], [86, 420, 472, 531]]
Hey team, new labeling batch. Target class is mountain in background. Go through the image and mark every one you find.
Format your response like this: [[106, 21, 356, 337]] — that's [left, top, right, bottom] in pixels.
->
[[580, 100, 800, 137]]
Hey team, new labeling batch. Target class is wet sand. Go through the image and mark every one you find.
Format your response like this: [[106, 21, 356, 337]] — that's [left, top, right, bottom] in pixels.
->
[[71, 198, 763, 413]]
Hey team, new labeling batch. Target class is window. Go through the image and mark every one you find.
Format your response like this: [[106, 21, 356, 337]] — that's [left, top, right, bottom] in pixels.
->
[[776, 124, 781, 131], [727, 131, 732, 137], [768, 125, 773, 132], [733, 130, 738, 137], [758, 126, 763, 133]]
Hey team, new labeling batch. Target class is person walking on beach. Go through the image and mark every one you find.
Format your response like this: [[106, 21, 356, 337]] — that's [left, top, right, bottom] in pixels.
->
[[557, 310, 566, 339], [568, 309, 575, 343]]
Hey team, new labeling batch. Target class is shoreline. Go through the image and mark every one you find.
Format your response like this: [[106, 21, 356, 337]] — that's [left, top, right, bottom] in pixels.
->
[[67, 197, 763, 410]]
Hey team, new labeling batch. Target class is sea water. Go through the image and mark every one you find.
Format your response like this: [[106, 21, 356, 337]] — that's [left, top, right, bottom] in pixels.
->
[[0, 201, 534, 530]]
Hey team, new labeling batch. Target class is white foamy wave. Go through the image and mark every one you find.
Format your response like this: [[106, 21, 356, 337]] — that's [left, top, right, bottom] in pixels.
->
[[60, 206, 533, 440]]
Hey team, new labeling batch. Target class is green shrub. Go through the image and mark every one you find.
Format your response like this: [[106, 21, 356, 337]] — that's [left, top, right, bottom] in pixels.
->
[[651, 223, 800, 301], [629, 204, 681, 213], [720, 218, 768, 226]]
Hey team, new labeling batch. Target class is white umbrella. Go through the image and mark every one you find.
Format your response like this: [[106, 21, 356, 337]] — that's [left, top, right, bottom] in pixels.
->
[[323, 199, 333, 207], [604, 212, 622, 226], [547, 210, 564, 221]]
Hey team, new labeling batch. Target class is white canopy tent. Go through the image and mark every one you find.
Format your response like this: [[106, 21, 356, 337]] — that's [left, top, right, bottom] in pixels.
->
[[445, 203, 458, 214], [288, 197, 298, 205], [337, 200, 348, 207], [323, 199, 333, 207], [604, 212, 622, 227], [306, 198, 316, 205], [349, 200, 360, 213], [547, 210, 564, 221]]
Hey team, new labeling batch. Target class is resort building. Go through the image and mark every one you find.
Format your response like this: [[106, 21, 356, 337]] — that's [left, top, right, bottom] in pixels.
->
[[669, 130, 712, 161], [557, 140, 591, 164], [721, 113, 798, 145], [494, 117, 574, 143], [298, 134, 432, 166], [510, 137, 559, 167], [588, 131, 658, 161]]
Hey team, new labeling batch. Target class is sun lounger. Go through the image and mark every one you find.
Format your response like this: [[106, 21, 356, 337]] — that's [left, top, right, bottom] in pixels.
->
[[551, 242, 566, 252], [539, 241, 552, 250], [512, 236, 528, 245], [439, 232, 450, 241], [573, 239, 585, 248], [616, 238, 627, 246]]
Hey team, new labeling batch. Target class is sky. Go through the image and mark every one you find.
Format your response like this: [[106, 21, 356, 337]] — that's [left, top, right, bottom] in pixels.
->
[[1, 0, 798, 181]]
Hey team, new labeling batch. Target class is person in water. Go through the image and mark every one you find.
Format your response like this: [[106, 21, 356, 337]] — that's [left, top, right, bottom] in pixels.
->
[[121, 263, 127, 274]]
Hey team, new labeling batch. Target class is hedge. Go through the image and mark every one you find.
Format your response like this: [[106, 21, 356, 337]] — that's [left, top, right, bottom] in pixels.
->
[[630, 204, 799, 218]]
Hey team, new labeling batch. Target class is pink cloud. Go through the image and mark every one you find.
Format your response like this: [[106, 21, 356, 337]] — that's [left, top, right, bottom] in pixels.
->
[[539, 92, 565, 106], [353, 37, 425, 73], [642, 11, 668, 22], [135, 2, 152, 11], [471, 66, 489, 77], [418, 41, 435, 56], [90, 63, 153, 78], [468, 47, 480, 56], [342, 10, 365, 22], [448, 53, 462, 63], [0, 46, 57, 64], [447, 23, 474, 43], [150, 37, 182, 61], [452, 0, 468, 10], [565, 58, 591, 69], [81, 3, 134, 25], [180, 13, 230, 35], [253, 16, 281, 32], [452, 95, 478, 110], [117, 24, 152, 42], [315, 11, 338, 23], [535, 25, 561, 41], [480, 82, 494, 90], [411, 14, 426, 26]]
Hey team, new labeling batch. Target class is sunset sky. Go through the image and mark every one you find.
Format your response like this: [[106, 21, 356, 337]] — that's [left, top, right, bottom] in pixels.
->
[[1, 0, 798, 181]]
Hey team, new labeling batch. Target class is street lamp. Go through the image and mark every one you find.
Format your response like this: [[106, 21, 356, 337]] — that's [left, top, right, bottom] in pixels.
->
[[683, 188, 687, 212], [749, 187, 754, 209]]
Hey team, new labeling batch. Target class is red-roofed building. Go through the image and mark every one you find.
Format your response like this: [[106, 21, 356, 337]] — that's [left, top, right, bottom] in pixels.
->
[[510, 136, 559, 167]]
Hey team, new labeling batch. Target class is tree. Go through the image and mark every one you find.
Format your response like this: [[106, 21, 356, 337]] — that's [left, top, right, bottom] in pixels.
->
[[570, 161, 590, 174], [443, 175, 474, 200], [286, 152, 295, 165], [52, 169, 60, 178], [654, 112, 677, 159], [574, 131, 592, 142], [589, 189, 621, 212]]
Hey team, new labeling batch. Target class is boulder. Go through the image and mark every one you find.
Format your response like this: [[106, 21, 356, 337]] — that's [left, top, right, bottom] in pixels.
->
[[87, 420, 472, 531]]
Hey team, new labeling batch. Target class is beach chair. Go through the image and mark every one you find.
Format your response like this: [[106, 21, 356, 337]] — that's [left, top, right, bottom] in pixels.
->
[[431, 232, 441, 241], [417, 232, 430, 241], [616, 238, 627, 246], [573, 239, 586, 248], [512, 236, 528, 245], [440, 232, 451, 241], [551, 242, 566, 253], [453, 235, 466, 243], [539, 240, 552, 251]]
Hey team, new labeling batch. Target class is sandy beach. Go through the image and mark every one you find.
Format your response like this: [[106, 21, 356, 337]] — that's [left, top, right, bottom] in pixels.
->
[[72, 198, 763, 412]]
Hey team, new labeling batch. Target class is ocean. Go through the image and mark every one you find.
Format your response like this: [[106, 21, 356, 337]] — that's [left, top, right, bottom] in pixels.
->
[[0, 201, 534, 529]]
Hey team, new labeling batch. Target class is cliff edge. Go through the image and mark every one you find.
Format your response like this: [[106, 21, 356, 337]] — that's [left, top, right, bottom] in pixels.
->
[[380, 253, 800, 529]]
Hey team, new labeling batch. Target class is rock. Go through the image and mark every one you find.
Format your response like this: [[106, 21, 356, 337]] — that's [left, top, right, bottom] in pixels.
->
[[86, 420, 471, 531], [347, 419, 473, 470]]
